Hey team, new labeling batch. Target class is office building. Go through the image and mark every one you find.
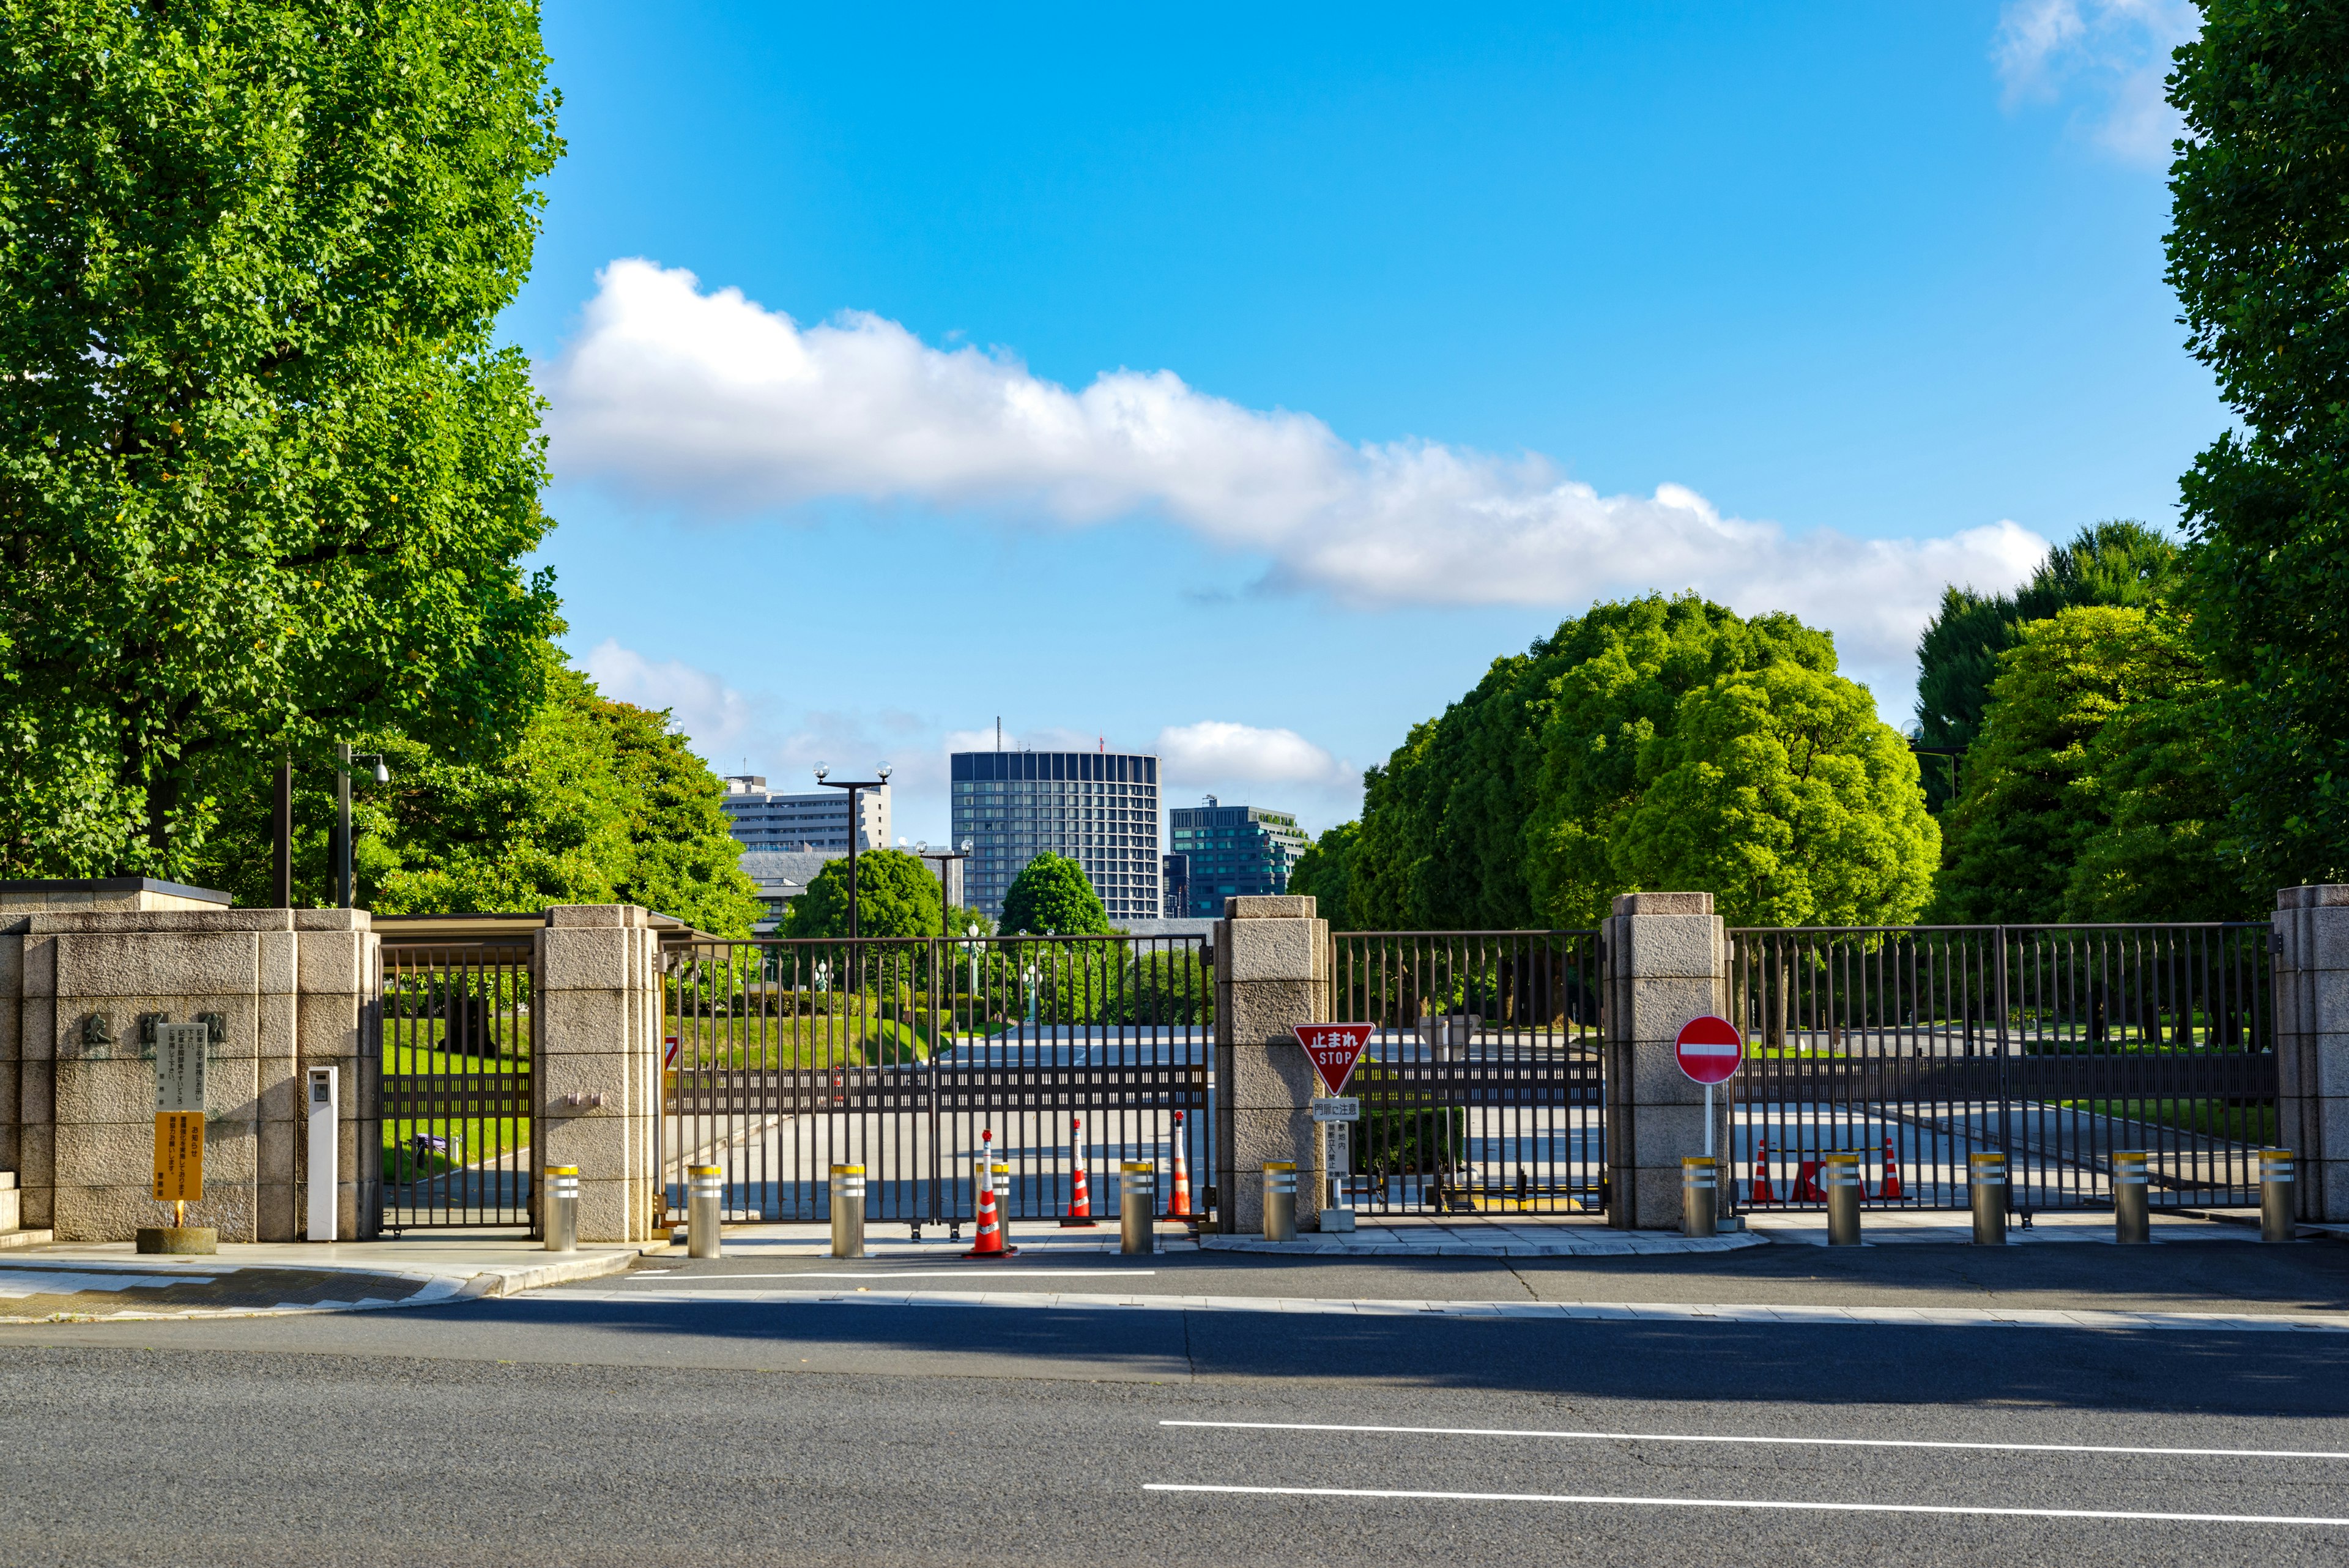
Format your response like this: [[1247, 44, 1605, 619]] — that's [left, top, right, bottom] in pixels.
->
[[1167, 797, 1310, 916], [720, 776, 888, 853], [1162, 853, 1190, 919], [949, 749, 1162, 924], [737, 849, 840, 934]]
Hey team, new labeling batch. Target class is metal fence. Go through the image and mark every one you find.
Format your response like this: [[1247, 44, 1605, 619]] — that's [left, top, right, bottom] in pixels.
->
[[1725, 923, 2276, 1215], [661, 933, 1211, 1232], [1328, 931, 1605, 1214], [379, 940, 536, 1233]]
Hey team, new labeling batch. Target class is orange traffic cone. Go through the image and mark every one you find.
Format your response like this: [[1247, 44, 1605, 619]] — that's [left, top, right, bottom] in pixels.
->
[[1167, 1109, 1193, 1219], [1751, 1137, 1778, 1205], [1796, 1153, 1825, 1204], [1061, 1115, 1098, 1227], [1878, 1135, 1904, 1201], [963, 1155, 1018, 1259]]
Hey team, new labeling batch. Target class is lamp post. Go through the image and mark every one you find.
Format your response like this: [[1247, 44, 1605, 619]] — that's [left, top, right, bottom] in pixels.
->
[[915, 838, 974, 940], [813, 762, 891, 940], [334, 745, 392, 910]]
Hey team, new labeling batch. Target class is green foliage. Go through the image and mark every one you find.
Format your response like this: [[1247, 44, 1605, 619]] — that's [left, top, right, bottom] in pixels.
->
[[999, 852, 1111, 936], [783, 849, 944, 940], [0, 0, 565, 877], [1912, 522, 2182, 811], [1935, 606, 2244, 923], [1288, 822, 1359, 930], [1123, 948, 1212, 1026], [1613, 661, 1939, 926], [2167, 6, 2349, 890]]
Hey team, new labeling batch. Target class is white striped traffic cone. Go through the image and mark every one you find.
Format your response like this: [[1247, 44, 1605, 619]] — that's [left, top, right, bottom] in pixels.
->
[[1061, 1115, 1098, 1227], [1167, 1109, 1193, 1219]]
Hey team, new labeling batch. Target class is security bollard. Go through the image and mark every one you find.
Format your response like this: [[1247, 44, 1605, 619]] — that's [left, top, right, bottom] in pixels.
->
[[688, 1164, 724, 1259], [2262, 1149, 2297, 1243], [1681, 1156, 1718, 1239], [1263, 1162, 1297, 1243], [830, 1163, 867, 1258], [1969, 1150, 2008, 1244], [544, 1164, 579, 1253], [1121, 1162, 1156, 1255], [992, 1162, 1014, 1250], [1824, 1151, 1863, 1246], [2113, 1150, 2150, 1244]]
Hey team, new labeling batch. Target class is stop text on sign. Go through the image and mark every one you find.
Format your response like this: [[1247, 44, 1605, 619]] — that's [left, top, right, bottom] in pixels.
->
[[1294, 1023, 1375, 1095]]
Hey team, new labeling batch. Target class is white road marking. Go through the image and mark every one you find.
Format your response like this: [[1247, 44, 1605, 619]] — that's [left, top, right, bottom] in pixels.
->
[[1143, 1482, 2349, 1526], [0, 1270, 213, 1296], [622, 1269, 1159, 1281], [1160, 1420, 2349, 1462]]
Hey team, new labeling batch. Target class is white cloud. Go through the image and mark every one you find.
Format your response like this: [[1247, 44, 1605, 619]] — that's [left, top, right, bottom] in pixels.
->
[[1993, 0, 2199, 162], [542, 261, 2047, 692], [1154, 721, 1348, 789], [583, 637, 759, 762]]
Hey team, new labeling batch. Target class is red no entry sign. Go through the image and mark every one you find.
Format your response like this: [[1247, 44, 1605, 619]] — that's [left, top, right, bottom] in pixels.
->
[[1294, 1023, 1375, 1095], [1675, 1015, 1742, 1085]]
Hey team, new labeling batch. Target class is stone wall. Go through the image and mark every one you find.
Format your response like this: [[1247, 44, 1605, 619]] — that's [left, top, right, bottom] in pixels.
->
[[2278, 883, 2349, 1222], [1212, 894, 1328, 1234], [1601, 890, 1727, 1230], [534, 905, 664, 1243]]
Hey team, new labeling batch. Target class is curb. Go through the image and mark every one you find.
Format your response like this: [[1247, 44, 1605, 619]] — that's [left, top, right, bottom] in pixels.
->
[[455, 1250, 643, 1298]]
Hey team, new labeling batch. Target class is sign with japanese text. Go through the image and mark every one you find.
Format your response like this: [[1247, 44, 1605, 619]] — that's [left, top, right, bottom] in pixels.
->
[[1293, 1022, 1375, 1095]]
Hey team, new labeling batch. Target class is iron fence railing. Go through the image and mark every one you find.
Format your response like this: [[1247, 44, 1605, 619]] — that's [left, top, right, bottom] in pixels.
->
[[379, 940, 536, 1234], [1726, 923, 2276, 1215]]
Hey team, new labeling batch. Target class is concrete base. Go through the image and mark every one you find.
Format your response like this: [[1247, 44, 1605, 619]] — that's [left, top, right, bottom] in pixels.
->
[[1318, 1208, 1357, 1232], [135, 1226, 217, 1255]]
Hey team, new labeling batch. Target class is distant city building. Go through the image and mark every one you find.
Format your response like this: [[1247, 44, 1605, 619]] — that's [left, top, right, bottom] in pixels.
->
[[1167, 797, 1309, 917], [1162, 853, 1190, 920], [737, 849, 842, 934], [950, 749, 1162, 924], [720, 775, 888, 854]]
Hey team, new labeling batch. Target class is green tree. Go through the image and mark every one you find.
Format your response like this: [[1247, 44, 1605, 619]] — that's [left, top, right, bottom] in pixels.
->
[[0, 0, 563, 877], [999, 852, 1111, 936], [1287, 821, 1359, 929], [1935, 606, 2224, 923], [2065, 674, 2249, 921], [1612, 661, 1939, 926], [1912, 522, 2181, 812], [783, 848, 943, 940], [2167, 6, 2349, 890], [597, 699, 763, 935]]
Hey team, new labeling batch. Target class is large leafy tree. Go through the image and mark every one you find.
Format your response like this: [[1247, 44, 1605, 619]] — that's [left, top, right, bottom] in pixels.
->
[[1287, 821, 1358, 930], [2168, 4, 2349, 891], [1912, 522, 2181, 812], [783, 848, 943, 941], [0, 0, 563, 876], [998, 852, 1112, 936]]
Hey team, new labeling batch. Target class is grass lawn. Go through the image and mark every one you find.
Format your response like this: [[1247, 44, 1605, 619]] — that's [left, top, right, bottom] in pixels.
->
[[664, 1012, 938, 1069], [2061, 1098, 2278, 1149], [380, 1039, 531, 1182]]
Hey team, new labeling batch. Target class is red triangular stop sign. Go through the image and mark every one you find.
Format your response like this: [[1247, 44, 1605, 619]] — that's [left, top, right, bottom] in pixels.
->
[[1293, 1022, 1375, 1094]]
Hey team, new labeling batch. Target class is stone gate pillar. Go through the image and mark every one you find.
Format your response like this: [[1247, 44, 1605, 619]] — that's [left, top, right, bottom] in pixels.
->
[[2277, 883, 2349, 1222], [534, 905, 664, 1243], [1212, 894, 1328, 1235], [1603, 891, 1728, 1230]]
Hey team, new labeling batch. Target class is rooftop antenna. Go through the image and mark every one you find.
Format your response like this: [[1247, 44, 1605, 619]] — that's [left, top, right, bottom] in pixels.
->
[[996, 716, 1001, 752]]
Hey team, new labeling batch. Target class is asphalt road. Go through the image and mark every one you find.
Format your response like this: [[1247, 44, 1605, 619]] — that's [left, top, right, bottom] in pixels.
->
[[8, 1244, 2349, 1566]]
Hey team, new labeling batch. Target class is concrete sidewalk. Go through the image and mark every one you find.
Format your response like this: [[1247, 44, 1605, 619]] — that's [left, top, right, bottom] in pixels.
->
[[1745, 1206, 2276, 1245]]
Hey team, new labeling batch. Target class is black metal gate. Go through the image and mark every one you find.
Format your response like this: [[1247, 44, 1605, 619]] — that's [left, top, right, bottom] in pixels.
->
[[661, 933, 1211, 1230], [1329, 931, 1606, 1214], [1725, 923, 2275, 1216], [379, 940, 537, 1233]]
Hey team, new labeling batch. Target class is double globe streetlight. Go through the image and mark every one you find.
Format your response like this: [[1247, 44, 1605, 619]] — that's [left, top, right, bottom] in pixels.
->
[[812, 761, 891, 940]]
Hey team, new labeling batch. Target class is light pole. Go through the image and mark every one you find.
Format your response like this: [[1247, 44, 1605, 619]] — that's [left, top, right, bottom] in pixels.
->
[[915, 838, 974, 940], [334, 745, 392, 910], [813, 761, 891, 940]]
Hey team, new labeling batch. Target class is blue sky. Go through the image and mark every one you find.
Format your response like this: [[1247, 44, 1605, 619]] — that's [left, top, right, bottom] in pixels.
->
[[517, 1, 2216, 845]]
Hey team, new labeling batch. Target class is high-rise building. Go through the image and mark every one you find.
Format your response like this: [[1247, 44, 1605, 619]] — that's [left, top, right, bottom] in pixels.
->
[[1167, 797, 1310, 916], [719, 776, 889, 854], [950, 749, 1161, 924]]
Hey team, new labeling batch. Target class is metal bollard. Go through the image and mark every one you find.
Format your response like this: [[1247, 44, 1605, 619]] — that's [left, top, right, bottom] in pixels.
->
[[1969, 1151, 2008, 1244], [992, 1162, 1014, 1250], [688, 1164, 724, 1259], [1681, 1155, 1717, 1239], [830, 1163, 867, 1258], [1121, 1162, 1156, 1255], [2262, 1149, 2297, 1243], [1824, 1151, 1863, 1246], [1263, 1162, 1297, 1243], [2113, 1150, 2150, 1244], [543, 1164, 579, 1253]]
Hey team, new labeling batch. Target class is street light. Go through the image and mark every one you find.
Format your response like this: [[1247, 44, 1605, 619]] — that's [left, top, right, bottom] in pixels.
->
[[916, 837, 974, 940], [335, 744, 393, 910], [814, 761, 891, 940]]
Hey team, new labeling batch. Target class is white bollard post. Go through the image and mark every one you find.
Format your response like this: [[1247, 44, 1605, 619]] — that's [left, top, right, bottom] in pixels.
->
[[306, 1065, 339, 1243]]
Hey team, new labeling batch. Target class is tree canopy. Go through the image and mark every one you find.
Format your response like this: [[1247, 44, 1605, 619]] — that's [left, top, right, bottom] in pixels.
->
[[783, 847, 944, 940], [1288, 822, 1358, 930], [0, 0, 563, 877], [2167, 3, 2349, 890], [999, 852, 1112, 936]]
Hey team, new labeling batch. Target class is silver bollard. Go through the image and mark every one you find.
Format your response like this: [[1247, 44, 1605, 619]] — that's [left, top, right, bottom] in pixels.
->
[[1263, 1161, 1297, 1242], [1969, 1150, 2008, 1244], [1681, 1155, 1717, 1239], [544, 1164, 579, 1253], [1121, 1162, 1156, 1255], [2113, 1150, 2150, 1244], [688, 1163, 723, 1259], [2262, 1148, 2297, 1243], [992, 1161, 1013, 1251], [830, 1163, 867, 1258], [1824, 1151, 1863, 1246]]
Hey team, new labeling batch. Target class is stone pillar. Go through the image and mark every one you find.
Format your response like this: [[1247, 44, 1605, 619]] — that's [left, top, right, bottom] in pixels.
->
[[294, 910, 381, 1241], [2277, 883, 2349, 1222], [1212, 894, 1328, 1235], [1602, 891, 1727, 1230], [534, 905, 663, 1243]]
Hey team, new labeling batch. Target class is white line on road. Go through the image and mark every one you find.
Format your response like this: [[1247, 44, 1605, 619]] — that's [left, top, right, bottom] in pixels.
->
[[620, 1269, 1160, 1281], [1142, 1482, 2349, 1527], [1160, 1420, 2349, 1462]]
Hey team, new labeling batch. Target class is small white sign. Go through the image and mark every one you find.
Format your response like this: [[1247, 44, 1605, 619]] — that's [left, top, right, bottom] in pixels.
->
[[1312, 1096, 1360, 1123], [154, 1023, 209, 1114]]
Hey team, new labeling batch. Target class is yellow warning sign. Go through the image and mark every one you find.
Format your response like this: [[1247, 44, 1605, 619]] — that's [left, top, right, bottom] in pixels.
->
[[153, 1111, 204, 1203]]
